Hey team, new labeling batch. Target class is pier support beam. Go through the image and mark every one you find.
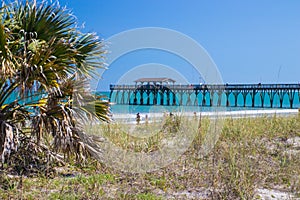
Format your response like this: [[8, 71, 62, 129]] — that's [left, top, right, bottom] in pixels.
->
[[109, 83, 300, 109]]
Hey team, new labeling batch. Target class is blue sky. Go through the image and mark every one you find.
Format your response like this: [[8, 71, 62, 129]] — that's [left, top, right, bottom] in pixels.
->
[[58, 0, 300, 90]]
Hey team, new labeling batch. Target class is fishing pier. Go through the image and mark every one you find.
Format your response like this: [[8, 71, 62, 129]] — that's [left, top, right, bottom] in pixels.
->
[[109, 78, 300, 108]]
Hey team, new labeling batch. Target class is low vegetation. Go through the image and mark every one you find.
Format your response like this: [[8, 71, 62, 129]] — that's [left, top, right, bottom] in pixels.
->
[[1, 114, 299, 199]]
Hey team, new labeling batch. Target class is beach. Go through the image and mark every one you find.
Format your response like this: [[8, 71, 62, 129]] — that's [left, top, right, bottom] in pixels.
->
[[110, 108, 299, 124]]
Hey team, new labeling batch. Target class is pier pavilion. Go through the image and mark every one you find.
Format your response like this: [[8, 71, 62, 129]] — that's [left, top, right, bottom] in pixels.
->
[[109, 78, 300, 108]]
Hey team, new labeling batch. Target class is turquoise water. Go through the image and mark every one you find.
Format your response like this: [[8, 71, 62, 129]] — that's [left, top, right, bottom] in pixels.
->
[[4, 90, 45, 105], [5, 90, 298, 116], [99, 91, 300, 115], [3, 89, 46, 115]]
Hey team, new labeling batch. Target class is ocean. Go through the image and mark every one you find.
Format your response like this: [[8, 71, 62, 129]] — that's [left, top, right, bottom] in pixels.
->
[[98, 91, 300, 116], [5, 90, 298, 121]]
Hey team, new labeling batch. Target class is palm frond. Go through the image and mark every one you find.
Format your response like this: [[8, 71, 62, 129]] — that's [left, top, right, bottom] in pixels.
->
[[73, 33, 107, 78], [0, 0, 110, 168]]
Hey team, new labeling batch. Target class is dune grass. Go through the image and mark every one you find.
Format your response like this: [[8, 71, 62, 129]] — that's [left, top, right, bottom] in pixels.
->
[[0, 114, 299, 199]]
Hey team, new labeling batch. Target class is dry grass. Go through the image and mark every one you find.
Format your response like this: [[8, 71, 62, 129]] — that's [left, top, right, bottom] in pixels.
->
[[0, 114, 299, 199]]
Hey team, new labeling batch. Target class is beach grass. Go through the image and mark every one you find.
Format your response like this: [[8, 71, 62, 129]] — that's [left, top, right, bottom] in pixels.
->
[[0, 114, 299, 199]]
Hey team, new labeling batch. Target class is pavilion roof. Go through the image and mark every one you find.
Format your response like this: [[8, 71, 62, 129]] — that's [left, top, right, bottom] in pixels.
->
[[134, 77, 176, 83]]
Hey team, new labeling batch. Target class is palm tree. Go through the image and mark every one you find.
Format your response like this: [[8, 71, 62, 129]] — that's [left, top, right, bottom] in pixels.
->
[[0, 0, 109, 169]]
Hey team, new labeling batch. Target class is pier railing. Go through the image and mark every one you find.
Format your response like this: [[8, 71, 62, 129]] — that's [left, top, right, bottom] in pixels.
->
[[110, 83, 300, 91]]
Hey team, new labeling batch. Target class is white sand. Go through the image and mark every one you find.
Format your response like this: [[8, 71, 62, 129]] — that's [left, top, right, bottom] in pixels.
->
[[111, 109, 299, 123], [254, 188, 297, 200]]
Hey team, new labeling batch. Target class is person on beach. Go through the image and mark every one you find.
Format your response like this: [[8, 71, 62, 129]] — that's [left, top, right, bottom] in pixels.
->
[[136, 113, 141, 125], [145, 114, 149, 125]]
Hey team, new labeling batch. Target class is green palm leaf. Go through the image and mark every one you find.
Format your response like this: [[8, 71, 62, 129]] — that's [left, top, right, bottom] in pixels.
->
[[0, 0, 110, 167]]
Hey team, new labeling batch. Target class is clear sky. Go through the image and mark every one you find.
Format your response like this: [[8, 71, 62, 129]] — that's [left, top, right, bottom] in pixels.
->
[[58, 0, 300, 90]]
